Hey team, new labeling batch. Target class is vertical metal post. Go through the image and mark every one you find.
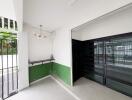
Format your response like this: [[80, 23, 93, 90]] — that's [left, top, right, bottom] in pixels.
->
[[16, 39, 18, 91], [124, 40, 126, 64], [1, 40, 4, 99], [11, 40, 14, 90], [97, 42, 99, 64], [117, 40, 118, 64], [6, 39, 9, 96], [103, 41, 106, 84], [112, 40, 115, 64]]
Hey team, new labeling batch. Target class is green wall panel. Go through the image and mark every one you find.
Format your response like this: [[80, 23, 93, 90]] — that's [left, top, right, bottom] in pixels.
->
[[29, 63, 52, 83], [29, 62, 71, 85], [52, 63, 71, 85]]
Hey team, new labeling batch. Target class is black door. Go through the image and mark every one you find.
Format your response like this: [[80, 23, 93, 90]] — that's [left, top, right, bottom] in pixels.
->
[[72, 39, 83, 82]]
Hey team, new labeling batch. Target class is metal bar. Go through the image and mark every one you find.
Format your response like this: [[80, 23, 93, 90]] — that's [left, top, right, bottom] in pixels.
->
[[1, 39, 4, 99], [97, 42, 99, 64], [11, 40, 14, 90], [29, 59, 55, 65], [103, 41, 106, 84], [0, 67, 17, 70], [6, 39, 9, 96], [16, 39, 18, 90], [112, 40, 115, 64], [123, 41, 125, 64], [96, 43, 97, 64], [0, 34, 18, 99]]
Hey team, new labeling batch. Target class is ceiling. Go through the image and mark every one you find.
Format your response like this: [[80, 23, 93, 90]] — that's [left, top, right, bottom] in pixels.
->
[[23, 0, 132, 32]]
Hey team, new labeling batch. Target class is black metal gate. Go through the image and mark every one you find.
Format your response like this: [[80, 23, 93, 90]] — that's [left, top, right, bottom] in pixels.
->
[[0, 32, 18, 99], [94, 36, 132, 96]]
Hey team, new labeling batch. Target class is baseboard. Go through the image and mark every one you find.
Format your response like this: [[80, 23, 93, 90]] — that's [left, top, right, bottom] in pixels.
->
[[29, 75, 51, 85]]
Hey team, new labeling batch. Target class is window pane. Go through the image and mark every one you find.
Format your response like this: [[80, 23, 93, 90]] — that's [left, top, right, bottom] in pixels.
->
[[10, 20, 14, 29], [15, 21, 17, 31], [4, 18, 8, 29]]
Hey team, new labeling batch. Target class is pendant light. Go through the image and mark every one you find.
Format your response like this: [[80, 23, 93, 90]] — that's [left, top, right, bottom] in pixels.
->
[[34, 25, 47, 39]]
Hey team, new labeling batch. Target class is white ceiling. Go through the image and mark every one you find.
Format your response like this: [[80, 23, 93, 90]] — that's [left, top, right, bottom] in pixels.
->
[[23, 0, 132, 32]]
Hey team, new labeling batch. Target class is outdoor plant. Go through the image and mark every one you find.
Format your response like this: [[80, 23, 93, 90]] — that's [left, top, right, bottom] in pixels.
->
[[0, 32, 17, 55]]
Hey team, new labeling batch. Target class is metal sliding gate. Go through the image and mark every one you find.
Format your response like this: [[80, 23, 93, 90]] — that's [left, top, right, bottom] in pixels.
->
[[94, 36, 132, 96], [0, 32, 18, 99]]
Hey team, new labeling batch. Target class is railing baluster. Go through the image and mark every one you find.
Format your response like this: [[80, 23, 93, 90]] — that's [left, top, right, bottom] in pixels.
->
[[1, 39, 4, 99], [16, 39, 18, 91], [7, 39, 9, 96], [11, 40, 14, 90]]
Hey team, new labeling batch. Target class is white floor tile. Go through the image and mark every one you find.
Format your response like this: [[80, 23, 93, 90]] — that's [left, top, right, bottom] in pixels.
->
[[6, 77, 76, 100], [67, 77, 132, 100], [6, 77, 132, 100]]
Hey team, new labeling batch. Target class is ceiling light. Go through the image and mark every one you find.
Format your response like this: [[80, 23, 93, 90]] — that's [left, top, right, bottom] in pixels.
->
[[34, 25, 47, 39]]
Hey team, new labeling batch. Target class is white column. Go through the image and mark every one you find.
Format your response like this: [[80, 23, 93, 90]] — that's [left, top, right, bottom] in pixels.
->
[[18, 32, 29, 90]]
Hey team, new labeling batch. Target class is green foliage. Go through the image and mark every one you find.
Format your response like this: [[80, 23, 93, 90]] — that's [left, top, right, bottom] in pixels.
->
[[0, 32, 17, 55], [0, 32, 17, 40]]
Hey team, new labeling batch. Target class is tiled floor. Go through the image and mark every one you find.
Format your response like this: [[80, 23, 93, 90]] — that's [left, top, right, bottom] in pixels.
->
[[67, 77, 132, 100], [6, 77, 132, 100], [6, 77, 76, 100]]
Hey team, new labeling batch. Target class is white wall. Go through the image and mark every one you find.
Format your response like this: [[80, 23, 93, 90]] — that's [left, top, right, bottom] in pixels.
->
[[14, 0, 53, 89], [80, 4, 132, 40], [53, 28, 72, 67], [24, 23, 52, 62], [53, 3, 132, 69], [13, 0, 23, 32], [13, 0, 29, 90], [0, 0, 28, 90], [17, 31, 29, 90], [0, 0, 16, 20]]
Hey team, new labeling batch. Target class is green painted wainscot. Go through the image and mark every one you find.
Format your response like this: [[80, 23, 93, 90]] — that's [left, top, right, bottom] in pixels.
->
[[29, 63, 52, 83], [29, 62, 71, 85], [51, 63, 71, 85]]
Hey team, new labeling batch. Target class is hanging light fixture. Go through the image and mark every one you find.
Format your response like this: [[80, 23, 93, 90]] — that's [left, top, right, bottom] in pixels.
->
[[34, 25, 47, 39]]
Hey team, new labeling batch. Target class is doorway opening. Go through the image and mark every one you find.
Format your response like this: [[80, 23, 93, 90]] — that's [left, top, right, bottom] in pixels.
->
[[72, 32, 132, 97]]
